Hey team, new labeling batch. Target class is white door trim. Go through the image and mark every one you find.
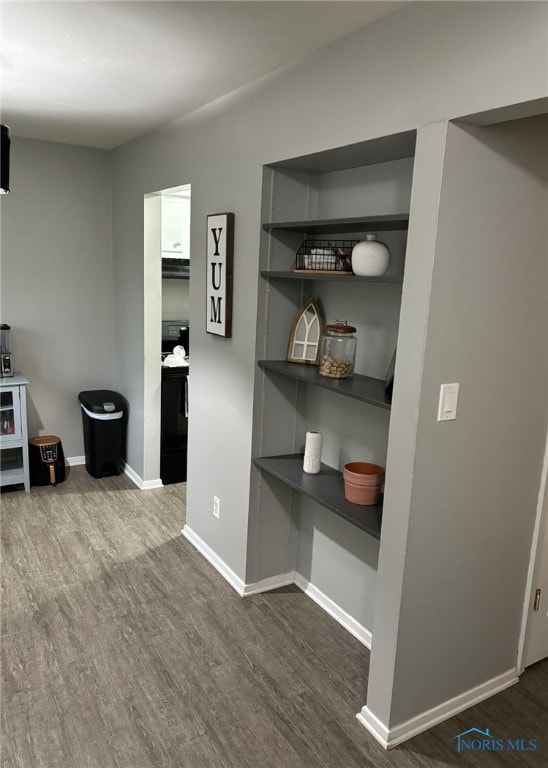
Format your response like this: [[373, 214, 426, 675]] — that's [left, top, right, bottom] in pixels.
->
[[517, 428, 548, 672]]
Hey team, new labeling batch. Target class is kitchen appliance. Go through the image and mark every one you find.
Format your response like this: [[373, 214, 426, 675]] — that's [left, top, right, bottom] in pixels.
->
[[161, 321, 189, 484], [0, 324, 14, 377], [161, 368, 188, 484], [161, 321, 189, 357], [29, 435, 66, 486], [162, 257, 190, 279]]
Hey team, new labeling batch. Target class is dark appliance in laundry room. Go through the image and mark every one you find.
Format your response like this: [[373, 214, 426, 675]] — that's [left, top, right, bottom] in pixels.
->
[[161, 321, 189, 484]]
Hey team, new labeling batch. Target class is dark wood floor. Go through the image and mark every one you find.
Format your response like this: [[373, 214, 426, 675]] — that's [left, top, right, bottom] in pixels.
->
[[1, 467, 546, 767]]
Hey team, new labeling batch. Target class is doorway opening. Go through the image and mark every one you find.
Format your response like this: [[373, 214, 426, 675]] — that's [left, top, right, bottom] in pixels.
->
[[143, 183, 191, 490]]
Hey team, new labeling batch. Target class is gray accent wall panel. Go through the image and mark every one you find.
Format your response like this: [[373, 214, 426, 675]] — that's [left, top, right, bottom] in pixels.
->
[[385, 118, 548, 726], [365, 121, 450, 724], [296, 496, 379, 632], [0, 138, 114, 457], [317, 158, 414, 220]]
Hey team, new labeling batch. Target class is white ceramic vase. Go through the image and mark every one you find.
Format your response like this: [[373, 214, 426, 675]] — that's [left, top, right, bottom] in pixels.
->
[[303, 430, 322, 474], [351, 234, 389, 276]]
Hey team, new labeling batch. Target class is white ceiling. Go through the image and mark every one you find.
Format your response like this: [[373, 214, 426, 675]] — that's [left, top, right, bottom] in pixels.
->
[[1, 1, 404, 149]]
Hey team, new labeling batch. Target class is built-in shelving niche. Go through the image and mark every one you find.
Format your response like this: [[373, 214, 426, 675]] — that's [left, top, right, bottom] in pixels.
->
[[251, 129, 416, 600]]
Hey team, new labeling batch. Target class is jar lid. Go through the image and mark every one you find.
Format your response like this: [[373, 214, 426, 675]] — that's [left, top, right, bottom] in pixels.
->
[[325, 320, 356, 334]]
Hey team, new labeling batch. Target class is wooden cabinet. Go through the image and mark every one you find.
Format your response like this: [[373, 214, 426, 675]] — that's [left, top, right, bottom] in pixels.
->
[[0, 374, 30, 491]]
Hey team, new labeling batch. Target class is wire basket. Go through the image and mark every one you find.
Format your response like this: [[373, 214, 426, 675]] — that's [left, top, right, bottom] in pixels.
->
[[294, 239, 357, 273]]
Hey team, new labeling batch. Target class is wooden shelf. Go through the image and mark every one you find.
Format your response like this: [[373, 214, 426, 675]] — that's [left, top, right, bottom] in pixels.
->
[[261, 270, 403, 283], [258, 360, 392, 410], [262, 214, 409, 235], [254, 454, 382, 539]]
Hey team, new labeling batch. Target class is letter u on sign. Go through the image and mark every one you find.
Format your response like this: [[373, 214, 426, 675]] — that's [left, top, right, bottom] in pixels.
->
[[206, 213, 234, 337]]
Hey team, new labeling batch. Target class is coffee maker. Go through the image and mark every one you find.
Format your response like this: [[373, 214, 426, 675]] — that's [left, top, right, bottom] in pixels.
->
[[0, 324, 14, 377]]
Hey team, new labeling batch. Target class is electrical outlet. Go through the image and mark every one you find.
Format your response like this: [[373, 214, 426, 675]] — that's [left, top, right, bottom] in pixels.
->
[[213, 496, 220, 519]]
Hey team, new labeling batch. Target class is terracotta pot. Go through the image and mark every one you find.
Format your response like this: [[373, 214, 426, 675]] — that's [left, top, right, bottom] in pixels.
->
[[343, 462, 385, 485], [344, 480, 382, 506], [343, 462, 384, 506]]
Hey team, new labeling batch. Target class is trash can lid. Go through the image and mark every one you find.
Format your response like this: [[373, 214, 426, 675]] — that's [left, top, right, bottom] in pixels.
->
[[78, 390, 126, 414]]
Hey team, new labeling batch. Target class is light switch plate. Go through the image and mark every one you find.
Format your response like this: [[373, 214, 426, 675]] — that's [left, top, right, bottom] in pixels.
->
[[437, 383, 459, 422]]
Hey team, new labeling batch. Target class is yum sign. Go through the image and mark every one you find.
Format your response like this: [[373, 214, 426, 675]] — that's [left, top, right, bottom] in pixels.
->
[[206, 213, 234, 337]]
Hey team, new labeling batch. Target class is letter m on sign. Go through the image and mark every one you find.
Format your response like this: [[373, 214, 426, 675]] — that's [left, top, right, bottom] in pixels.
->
[[210, 296, 223, 324], [206, 213, 234, 337]]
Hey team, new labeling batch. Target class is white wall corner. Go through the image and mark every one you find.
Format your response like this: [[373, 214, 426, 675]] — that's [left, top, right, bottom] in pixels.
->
[[182, 525, 246, 596], [181, 528, 374, 649], [182, 526, 293, 597], [356, 668, 519, 749], [241, 572, 296, 597], [124, 463, 163, 490], [294, 573, 372, 650], [356, 707, 390, 749]]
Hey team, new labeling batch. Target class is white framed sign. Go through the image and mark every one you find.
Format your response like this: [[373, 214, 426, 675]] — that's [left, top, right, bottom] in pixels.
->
[[206, 212, 234, 337]]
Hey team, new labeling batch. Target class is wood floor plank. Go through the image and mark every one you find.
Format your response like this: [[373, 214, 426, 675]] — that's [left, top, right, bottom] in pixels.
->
[[167, 734, 230, 768], [2, 466, 547, 768]]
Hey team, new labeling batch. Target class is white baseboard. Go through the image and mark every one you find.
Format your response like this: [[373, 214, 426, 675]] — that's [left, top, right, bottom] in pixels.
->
[[356, 667, 519, 749], [356, 708, 391, 749], [182, 525, 247, 595], [124, 463, 163, 490], [66, 455, 85, 466], [294, 572, 372, 650], [242, 572, 296, 596], [181, 527, 373, 648], [182, 525, 293, 597], [65, 457, 161, 489]]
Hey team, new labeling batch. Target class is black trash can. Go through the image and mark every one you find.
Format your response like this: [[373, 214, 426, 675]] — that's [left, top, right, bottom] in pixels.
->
[[78, 390, 127, 478]]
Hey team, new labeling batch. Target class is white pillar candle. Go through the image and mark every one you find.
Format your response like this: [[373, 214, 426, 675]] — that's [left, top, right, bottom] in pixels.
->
[[303, 430, 323, 474]]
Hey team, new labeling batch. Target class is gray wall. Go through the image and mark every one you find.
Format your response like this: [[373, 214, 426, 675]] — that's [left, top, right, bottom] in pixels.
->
[[108, 1, 548, 735], [0, 138, 113, 457], [111, 0, 548, 574], [162, 279, 190, 322], [368, 116, 548, 727], [296, 495, 380, 631]]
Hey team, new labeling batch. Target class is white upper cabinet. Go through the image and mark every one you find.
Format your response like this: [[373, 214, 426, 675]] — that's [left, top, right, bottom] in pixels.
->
[[161, 196, 190, 258]]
